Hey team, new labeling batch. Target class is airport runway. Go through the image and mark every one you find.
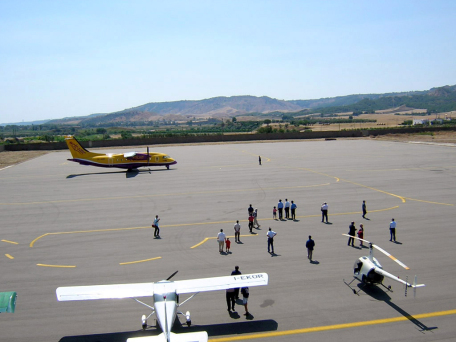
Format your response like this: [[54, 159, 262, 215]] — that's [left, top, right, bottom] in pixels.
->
[[1, 138, 455, 342]]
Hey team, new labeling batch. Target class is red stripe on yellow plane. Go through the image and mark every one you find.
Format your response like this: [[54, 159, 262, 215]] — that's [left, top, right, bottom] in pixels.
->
[[65, 136, 177, 170]]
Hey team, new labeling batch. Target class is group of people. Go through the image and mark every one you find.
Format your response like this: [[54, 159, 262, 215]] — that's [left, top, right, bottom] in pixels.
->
[[273, 199, 297, 220], [226, 266, 250, 316]]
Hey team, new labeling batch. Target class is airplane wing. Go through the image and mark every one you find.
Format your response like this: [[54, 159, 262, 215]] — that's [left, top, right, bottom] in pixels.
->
[[56, 282, 154, 301], [124, 152, 137, 158], [127, 331, 208, 342], [0, 291, 17, 313], [174, 273, 268, 294]]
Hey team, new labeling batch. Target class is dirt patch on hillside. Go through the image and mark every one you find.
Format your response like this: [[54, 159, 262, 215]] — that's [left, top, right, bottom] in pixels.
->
[[371, 131, 456, 143]]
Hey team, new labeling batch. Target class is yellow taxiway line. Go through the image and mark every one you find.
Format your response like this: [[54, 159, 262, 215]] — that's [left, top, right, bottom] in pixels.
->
[[191, 234, 257, 249], [29, 205, 399, 248], [1, 239, 19, 244], [37, 264, 76, 268], [5, 254, 14, 259], [119, 256, 162, 265], [209, 309, 456, 341]]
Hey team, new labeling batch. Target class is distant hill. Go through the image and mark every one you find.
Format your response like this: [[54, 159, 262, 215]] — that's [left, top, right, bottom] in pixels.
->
[[13, 85, 456, 126]]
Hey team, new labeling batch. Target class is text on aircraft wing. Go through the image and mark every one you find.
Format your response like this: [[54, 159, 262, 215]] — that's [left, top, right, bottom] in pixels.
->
[[56, 282, 155, 301], [173, 273, 268, 295]]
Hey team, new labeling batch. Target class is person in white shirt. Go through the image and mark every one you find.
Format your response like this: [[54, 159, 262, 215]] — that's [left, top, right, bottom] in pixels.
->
[[267, 228, 277, 254], [389, 218, 396, 242], [234, 221, 241, 242], [253, 209, 260, 228], [321, 202, 329, 223], [217, 229, 226, 253], [284, 199, 291, 219]]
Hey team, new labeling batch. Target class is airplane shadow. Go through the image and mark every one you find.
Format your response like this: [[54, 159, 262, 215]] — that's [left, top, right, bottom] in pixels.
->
[[357, 284, 437, 333], [66, 168, 174, 179], [59, 319, 278, 342]]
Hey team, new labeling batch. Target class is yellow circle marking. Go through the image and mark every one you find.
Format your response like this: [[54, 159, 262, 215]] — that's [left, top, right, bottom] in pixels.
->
[[209, 309, 456, 341]]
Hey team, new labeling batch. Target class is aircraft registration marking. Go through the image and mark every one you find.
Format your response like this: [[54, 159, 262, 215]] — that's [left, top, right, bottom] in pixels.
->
[[209, 309, 456, 341]]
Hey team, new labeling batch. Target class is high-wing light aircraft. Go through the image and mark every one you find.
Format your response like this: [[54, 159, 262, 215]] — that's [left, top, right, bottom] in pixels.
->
[[56, 271, 268, 342], [342, 234, 425, 296], [65, 135, 177, 170], [0, 291, 17, 313]]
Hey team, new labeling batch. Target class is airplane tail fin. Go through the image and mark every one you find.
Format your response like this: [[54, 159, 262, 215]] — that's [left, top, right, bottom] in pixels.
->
[[65, 136, 98, 159]]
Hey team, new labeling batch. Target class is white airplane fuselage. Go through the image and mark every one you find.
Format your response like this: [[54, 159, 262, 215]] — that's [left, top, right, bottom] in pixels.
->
[[153, 281, 178, 340]]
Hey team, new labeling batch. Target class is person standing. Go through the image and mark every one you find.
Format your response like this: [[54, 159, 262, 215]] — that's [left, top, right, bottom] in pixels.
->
[[248, 204, 254, 217], [321, 202, 329, 223], [348, 221, 356, 247], [290, 200, 297, 220], [259, 156, 261, 165], [362, 200, 367, 218], [241, 287, 250, 316], [253, 208, 260, 228], [231, 266, 242, 299], [273, 206, 277, 220], [306, 235, 315, 261], [248, 214, 254, 233], [284, 199, 290, 219], [358, 224, 364, 247], [152, 215, 160, 238], [217, 229, 226, 253], [277, 200, 284, 220], [226, 288, 236, 312], [234, 220, 241, 242], [267, 228, 277, 254], [389, 218, 396, 242]]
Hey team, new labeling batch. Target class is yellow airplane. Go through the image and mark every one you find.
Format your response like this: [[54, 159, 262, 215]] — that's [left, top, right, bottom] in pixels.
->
[[65, 136, 177, 170]]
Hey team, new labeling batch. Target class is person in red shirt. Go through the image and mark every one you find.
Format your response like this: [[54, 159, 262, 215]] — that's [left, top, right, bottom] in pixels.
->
[[225, 238, 231, 253]]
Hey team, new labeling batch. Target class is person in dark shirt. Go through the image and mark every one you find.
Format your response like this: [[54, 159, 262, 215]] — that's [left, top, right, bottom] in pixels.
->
[[231, 266, 242, 299], [348, 221, 357, 247], [305, 235, 315, 261]]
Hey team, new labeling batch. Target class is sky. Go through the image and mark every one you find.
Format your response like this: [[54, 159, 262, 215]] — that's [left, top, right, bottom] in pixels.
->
[[1, 0, 456, 124]]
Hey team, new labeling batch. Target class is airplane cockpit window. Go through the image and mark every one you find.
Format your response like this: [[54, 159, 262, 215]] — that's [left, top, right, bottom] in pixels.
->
[[354, 260, 362, 274], [163, 155, 169, 160]]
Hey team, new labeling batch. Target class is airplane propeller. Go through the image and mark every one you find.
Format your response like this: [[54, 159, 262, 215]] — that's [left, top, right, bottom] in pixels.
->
[[167, 270, 179, 281]]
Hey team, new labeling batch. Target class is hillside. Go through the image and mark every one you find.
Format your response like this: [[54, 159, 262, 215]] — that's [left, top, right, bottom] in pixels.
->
[[43, 85, 456, 125]]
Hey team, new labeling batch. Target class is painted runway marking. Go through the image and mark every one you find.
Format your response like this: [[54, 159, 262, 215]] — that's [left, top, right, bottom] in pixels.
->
[[191, 234, 257, 249], [30, 206, 398, 248], [0, 183, 330, 206], [5, 254, 14, 259], [209, 309, 456, 341], [1, 239, 18, 244], [37, 264, 76, 268], [119, 256, 161, 265]]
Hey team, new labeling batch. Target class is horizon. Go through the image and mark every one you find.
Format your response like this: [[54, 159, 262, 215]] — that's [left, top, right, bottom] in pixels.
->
[[1, 1, 455, 124]]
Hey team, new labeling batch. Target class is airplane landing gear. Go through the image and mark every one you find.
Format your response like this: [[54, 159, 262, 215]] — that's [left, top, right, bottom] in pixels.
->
[[142, 314, 147, 330], [186, 311, 191, 327]]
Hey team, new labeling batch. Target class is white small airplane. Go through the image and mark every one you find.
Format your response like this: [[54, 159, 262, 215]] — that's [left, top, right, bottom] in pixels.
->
[[342, 234, 425, 296], [56, 271, 268, 342]]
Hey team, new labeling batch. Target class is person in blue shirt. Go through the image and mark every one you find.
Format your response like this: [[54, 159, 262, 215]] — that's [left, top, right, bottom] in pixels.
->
[[277, 200, 284, 220], [290, 200, 297, 220], [306, 235, 315, 261]]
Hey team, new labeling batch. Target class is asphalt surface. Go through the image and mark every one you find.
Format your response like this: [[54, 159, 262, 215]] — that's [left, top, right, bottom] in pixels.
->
[[1, 139, 455, 342]]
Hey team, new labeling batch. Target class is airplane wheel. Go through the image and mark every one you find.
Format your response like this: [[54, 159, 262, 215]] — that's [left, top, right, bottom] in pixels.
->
[[142, 315, 147, 331]]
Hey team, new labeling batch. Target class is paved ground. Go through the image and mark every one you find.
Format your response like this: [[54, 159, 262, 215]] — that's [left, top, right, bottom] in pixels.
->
[[1, 139, 455, 342]]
